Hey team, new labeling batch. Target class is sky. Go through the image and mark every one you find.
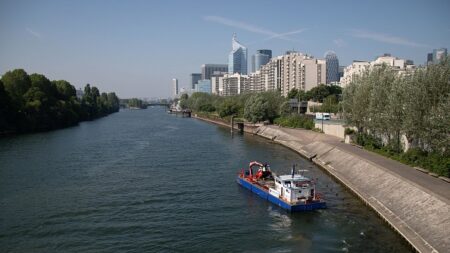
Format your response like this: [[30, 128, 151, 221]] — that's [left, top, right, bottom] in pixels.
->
[[1, 0, 449, 98]]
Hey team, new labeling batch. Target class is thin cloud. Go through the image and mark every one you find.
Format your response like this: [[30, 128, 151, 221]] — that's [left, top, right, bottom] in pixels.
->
[[350, 29, 429, 48], [333, 38, 346, 47], [26, 28, 42, 38], [263, 28, 307, 41], [203, 15, 304, 42]]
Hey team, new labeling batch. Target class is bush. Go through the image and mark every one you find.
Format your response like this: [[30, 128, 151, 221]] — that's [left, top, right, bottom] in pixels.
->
[[356, 133, 383, 149], [199, 103, 215, 112], [399, 149, 450, 177], [344, 128, 355, 135], [274, 115, 314, 129]]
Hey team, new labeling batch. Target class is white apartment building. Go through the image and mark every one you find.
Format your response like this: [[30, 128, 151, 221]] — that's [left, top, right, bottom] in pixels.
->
[[211, 75, 224, 95], [340, 54, 415, 87], [339, 61, 370, 87], [222, 73, 250, 96], [246, 52, 326, 97]]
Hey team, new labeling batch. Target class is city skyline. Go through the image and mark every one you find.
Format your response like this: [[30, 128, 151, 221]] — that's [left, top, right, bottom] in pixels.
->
[[1, 0, 449, 98]]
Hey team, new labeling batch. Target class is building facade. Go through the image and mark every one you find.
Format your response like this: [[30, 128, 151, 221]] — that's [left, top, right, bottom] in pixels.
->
[[222, 73, 250, 96], [211, 72, 227, 95], [325, 51, 339, 84], [432, 48, 448, 64], [190, 73, 201, 90], [228, 34, 248, 75], [172, 78, 178, 97], [340, 54, 416, 87], [251, 49, 272, 72], [195, 79, 212, 94], [201, 64, 228, 80]]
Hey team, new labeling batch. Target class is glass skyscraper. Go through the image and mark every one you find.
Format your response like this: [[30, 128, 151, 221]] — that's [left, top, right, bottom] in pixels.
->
[[195, 79, 212, 94], [190, 73, 201, 90], [228, 34, 248, 75], [325, 51, 339, 84], [252, 49, 272, 72]]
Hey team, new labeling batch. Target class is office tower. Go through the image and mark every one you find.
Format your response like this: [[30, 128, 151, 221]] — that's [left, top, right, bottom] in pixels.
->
[[172, 78, 178, 97], [228, 33, 248, 75], [201, 64, 228, 80], [190, 73, 201, 90], [325, 51, 339, 84], [427, 53, 433, 65], [195, 79, 212, 94], [252, 49, 272, 72]]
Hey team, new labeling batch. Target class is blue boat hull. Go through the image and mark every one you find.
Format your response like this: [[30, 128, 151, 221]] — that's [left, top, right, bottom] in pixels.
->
[[237, 177, 326, 212]]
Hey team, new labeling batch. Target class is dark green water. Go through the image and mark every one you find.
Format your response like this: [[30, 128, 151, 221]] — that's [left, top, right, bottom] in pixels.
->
[[0, 108, 412, 252]]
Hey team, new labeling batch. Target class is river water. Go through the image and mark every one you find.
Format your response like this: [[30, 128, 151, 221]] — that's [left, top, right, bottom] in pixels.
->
[[0, 108, 412, 252]]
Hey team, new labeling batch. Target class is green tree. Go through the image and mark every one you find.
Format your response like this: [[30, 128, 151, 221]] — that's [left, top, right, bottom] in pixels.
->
[[53, 80, 76, 100], [307, 84, 330, 102], [243, 92, 282, 123], [287, 88, 298, 99], [1, 69, 31, 108], [321, 94, 339, 113], [218, 99, 239, 117]]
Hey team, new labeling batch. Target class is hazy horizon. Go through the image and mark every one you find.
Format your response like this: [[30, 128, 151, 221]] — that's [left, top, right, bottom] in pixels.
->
[[1, 0, 449, 98]]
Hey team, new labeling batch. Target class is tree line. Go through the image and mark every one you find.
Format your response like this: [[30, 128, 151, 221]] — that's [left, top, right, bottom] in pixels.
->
[[342, 59, 450, 176], [0, 69, 120, 134], [179, 84, 342, 124], [121, 98, 147, 109]]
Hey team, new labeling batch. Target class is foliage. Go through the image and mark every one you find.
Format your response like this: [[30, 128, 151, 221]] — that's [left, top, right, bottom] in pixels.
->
[[343, 59, 450, 175], [307, 84, 342, 102], [344, 128, 355, 135], [218, 99, 239, 117], [0, 69, 119, 134], [274, 114, 314, 129], [287, 85, 341, 103], [244, 92, 283, 123], [127, 98, 147, 109]]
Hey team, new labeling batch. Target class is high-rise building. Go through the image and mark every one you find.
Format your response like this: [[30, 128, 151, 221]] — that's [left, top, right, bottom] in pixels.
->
[[201, 64, 228, 80], [432, 48, 448, 64], [427, 53, 433, 65], [246, 52, 325, 97], [252, 49, 272, 72], [211, 72, 226, 95], [228, 34, 248, 75], [172, 78, 179, 97], [195, 79, 212, 94], [190, 73, 201, 90], [222, 73, 250, 96], [325, 51, 339, 84]]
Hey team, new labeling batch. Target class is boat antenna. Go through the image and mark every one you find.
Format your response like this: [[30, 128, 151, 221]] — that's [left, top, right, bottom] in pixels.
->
[[291, 164, 295, 178]]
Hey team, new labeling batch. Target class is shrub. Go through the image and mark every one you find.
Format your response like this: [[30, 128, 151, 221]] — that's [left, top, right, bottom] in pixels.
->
[[274, 114, 314, 129], [344, 128, 355, 135]]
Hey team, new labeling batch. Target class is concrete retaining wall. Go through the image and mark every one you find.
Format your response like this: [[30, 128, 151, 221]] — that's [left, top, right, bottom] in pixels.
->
[[315, 122, 346, 139]]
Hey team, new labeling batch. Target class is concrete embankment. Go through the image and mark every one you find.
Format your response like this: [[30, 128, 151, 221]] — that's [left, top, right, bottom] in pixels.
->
[[192, 115, 449, 252], [256, 125, 449, 253]]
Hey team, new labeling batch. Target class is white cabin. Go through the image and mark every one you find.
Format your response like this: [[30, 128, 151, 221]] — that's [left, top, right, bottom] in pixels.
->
[[269, 174, 316, 204]]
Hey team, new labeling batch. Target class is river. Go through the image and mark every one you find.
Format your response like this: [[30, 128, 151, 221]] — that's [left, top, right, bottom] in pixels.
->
[[0, 108, 412, 252]]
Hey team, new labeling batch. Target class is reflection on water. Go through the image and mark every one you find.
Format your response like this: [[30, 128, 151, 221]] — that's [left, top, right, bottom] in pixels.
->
[[0, 108, 412, 252]]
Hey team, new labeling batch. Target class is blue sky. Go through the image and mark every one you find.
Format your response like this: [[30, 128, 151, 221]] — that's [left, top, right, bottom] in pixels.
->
[[1, 0, 449, 98]]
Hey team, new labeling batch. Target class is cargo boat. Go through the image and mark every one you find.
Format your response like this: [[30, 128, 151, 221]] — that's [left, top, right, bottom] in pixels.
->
[[237, 161, 326, 212]]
